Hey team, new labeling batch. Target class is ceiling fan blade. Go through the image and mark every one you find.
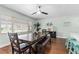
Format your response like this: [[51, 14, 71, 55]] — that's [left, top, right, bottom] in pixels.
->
[[41, 12, 48, 15], [32, 12, 37, 15]]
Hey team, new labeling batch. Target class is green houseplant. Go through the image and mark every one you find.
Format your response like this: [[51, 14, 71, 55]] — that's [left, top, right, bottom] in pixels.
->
[[34, 22, 41, 32]]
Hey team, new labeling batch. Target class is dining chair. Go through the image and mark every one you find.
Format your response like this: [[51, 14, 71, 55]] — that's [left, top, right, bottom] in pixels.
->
[[8, 33, 32, 54]]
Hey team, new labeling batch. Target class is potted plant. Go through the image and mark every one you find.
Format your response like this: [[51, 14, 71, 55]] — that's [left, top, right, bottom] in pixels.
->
[[34, 22, 41, 32]]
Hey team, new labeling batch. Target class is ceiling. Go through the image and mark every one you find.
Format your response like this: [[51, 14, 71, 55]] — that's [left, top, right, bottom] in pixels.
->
[[1, 4, 79, 20]]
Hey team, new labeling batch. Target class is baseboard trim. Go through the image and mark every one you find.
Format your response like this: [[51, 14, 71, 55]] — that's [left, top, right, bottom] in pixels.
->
[[0, 42, 10, 48], [57, 36, 67, 39]]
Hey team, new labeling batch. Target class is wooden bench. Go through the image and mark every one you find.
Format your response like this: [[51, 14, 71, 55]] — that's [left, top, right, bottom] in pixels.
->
[[35, 35, 51, 54]]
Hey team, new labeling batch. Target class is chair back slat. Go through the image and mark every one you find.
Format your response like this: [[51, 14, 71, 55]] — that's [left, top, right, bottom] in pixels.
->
[[8, 33, 20, 51]]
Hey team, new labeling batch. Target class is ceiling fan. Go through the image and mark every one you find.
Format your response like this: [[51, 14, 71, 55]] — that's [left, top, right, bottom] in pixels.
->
[[32, 5, 48, 15]]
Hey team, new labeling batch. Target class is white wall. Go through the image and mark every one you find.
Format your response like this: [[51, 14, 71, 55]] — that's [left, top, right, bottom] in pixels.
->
[[37, 16, 79, 38], [0, 6, 35, 48]]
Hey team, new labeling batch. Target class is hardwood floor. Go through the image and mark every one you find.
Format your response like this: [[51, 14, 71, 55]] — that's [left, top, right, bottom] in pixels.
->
[[0, 38, 67, 54], [45, 38, 67, 54], [0, 45, 11, 54]]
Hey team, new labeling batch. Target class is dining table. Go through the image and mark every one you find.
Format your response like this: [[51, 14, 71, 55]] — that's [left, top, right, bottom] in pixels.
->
[[18, 33, 49, 47], [18, 33, 51, 53]]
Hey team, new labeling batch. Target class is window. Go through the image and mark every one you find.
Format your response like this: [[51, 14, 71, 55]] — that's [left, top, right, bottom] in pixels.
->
[[21, 24, 28, 32], [28, 22, 32, 31], [0, 23, 31, 33], [0, 24, 12, 33], [0, 15, 33, 34], [13, 23, 28, 33]]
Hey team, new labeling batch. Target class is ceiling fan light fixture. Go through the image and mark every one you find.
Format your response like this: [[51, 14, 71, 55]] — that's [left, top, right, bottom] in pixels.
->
[[37, 11, 41, 14], [32, 5, 48, 15]]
